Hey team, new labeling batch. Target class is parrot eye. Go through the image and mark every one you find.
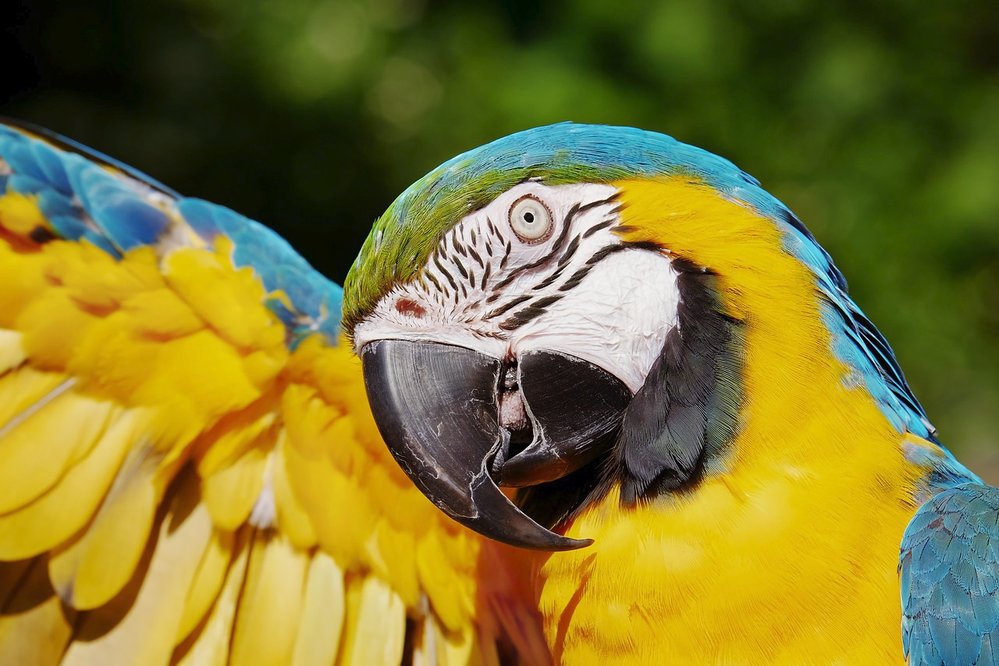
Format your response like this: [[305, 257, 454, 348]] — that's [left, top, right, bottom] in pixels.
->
[[508, 195, 553, 243]]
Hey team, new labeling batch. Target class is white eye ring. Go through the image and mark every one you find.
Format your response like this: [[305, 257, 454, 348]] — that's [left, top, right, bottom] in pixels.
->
[[508, 195, 553, 243]]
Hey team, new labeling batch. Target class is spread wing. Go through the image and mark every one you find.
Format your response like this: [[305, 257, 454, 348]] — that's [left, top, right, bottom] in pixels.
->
[[900, 482, 999, 666], [0, 121, 545, 666]]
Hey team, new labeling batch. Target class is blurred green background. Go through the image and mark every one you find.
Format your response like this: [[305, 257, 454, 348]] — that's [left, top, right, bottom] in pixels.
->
[[2, 0, 997, 480]]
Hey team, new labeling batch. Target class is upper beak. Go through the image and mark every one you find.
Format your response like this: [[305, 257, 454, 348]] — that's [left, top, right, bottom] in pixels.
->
[[360, 338, 630, 551]]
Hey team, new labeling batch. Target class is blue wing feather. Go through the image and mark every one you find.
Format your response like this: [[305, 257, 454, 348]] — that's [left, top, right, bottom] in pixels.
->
[[0, 120, 343, 346], [901, 483, 999, 666], [0, 116, 179, 198]]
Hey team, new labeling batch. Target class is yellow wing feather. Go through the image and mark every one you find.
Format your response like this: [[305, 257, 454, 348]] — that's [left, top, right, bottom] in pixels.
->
[[0, 205, 538, 664]]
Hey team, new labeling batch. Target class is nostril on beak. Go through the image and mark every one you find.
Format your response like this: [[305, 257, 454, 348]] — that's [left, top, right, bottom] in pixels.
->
[[498, 368, 527, 431], [494, 362, 535, 482]]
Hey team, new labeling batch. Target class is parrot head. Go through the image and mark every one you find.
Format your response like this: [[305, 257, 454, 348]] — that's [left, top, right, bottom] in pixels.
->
[[343, 123, 892, 551]]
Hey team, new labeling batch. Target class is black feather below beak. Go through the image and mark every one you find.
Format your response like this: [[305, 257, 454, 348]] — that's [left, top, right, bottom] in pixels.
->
[[359, 339, 631, 550]]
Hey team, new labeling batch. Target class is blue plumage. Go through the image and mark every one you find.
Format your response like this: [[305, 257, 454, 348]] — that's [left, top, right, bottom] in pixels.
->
[[2, 131, 69, 191], [0, 121, 343, 346], [0, 117, 178, 197], [901, 484, 999, 665], [64, 154, 173, 250]]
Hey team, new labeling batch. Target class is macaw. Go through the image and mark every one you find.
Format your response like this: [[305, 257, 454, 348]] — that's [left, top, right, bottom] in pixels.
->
[[0, 119, 994, 666], [0, 119, 547, 666], [342, 123, 999, 664]]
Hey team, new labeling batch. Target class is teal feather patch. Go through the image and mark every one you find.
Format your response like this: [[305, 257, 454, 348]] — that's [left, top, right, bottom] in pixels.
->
[[900, 484, 999, 666]]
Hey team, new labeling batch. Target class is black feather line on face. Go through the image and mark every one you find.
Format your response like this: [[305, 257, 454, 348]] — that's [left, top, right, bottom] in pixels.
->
[[532, 264, 570, 291], [481, 262, 492, 291], [515, 257, 745, 529], [582, 217, 616, 239], [490, 194, 616, 293], [549, 242, 637, 296], [483, 203, 590, 318], [556, 235, 581, 269], [586, 243, 627, 265], [557, 263, 595, 293], [432, 253, 459, 293], [484, 295, 532, 320], [424, 270, 442, 293], [499, 240, 512, 270], [523, 205, 618, 294], [575, 193, 621, 216], [452, 256, 470, 280], [467, 246, 484, 268], [498, 294, 564, 330]]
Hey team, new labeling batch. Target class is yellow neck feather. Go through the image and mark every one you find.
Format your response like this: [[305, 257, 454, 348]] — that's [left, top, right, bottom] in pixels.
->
[[530, 177, 924, 664]]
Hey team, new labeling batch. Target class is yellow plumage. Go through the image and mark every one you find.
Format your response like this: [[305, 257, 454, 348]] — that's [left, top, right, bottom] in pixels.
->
[[0, 191, 51, 239]]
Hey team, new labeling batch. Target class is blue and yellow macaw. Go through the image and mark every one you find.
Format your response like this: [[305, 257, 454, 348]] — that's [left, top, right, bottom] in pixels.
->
[[0, 119, 994, 665], [343, 124, 999, 664]]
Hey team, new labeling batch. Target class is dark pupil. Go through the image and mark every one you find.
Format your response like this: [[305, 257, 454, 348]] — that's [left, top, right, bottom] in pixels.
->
[[523, 212, 535, 224]]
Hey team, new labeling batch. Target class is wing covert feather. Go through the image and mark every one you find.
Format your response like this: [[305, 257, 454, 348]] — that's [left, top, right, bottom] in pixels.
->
[[900, 483, 999, 666]]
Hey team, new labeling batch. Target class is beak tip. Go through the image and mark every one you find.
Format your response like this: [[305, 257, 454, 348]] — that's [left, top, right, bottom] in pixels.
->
[[482, 528, 593, 552], [560, 536, 595, 551]]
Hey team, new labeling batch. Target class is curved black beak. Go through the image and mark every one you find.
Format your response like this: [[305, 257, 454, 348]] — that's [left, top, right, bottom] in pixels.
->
[[360, 339, 592, 551]]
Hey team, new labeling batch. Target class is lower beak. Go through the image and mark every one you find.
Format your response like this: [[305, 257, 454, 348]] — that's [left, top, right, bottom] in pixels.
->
[[360, 339, 593, 551]]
